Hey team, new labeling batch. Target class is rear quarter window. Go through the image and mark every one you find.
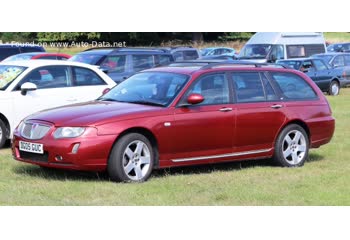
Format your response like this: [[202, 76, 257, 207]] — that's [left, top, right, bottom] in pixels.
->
[[270, 72, 318, 100]]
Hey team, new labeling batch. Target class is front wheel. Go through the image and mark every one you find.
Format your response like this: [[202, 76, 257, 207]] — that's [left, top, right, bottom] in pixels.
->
[[328, 81, 340, 96], [108, 133, 154, 182], [0, 120, 8, 149], [273, 124, 309, 167]]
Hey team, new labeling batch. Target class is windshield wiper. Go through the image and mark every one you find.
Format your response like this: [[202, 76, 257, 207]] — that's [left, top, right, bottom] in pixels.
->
[[128, 100, 165, 107]]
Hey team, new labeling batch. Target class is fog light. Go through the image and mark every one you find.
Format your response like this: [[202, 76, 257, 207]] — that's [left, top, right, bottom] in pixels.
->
[[55, 155, 63, 161], [71, 143, 80, 154]]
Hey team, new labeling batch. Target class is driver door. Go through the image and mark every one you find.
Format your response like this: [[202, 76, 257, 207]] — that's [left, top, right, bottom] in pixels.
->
[[170, 73, 235, 164]]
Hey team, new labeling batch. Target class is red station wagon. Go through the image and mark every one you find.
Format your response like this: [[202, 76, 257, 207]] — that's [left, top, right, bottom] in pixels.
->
[[12, 62, 335, 182]]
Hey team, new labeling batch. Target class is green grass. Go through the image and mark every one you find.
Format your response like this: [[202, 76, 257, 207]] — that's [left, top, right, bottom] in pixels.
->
[[1, 89, 350, 205]]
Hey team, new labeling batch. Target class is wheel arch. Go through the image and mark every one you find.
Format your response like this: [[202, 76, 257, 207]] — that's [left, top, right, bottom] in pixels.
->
[[0, 113, 11, 138], [109, 127, 160, 168], [275, 119, 311, 145]]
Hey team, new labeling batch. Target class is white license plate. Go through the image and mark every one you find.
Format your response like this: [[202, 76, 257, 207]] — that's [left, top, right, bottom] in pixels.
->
[[19, 141, 44, 154]]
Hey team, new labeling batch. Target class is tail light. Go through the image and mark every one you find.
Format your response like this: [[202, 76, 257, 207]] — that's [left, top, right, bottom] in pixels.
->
[[102, 88, 110, 95]]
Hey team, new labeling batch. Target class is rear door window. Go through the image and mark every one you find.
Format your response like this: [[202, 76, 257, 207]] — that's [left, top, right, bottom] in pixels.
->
[[159, 55, 173, 65], [132, 55, 154, 72], [72, 67, 106, 86], [312, 59, 328, 70], [232, 72, 266, 103], [270, 72, 318, 100], [100, 55, 126, 73]]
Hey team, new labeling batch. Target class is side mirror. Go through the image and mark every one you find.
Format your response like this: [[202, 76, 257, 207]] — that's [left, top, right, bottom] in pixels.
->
[[20, 82, 37, 96], [187, 93, 204, 105]]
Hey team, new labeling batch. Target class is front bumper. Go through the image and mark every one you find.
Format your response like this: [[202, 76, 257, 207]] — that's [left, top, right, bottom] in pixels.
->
[[12, 129, 117, 171]]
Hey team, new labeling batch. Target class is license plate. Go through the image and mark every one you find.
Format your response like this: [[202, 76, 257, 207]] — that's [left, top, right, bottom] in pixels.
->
[[19, 141, 44, 154]]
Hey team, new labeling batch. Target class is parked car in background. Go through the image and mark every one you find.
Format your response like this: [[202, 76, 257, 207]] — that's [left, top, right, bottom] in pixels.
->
[[159, 46, 200, 61], [0, 60, 116, 148], [327, 42, 350, 53], [311, 52, 350, 68], [2, 52, 71, 62], [277, 58, 350, 95], [200, 55, 237, 61], [0, 44, 45, 61], [201, 47, 237, 57], [239, 32, 326, 63], [12, 62, 334, 182], [69, 48, 174, 83]]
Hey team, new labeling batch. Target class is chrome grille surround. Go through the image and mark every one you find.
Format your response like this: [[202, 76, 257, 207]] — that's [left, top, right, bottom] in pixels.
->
[[20, 121, 51, 140]]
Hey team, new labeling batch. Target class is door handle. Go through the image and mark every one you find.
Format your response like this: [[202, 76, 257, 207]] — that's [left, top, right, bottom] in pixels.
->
[[219, 107, 233, 112], [67, 98, 78, 102], [270, 104, 283, 109]]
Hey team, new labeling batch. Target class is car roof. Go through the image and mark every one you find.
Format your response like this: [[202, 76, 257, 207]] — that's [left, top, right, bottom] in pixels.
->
[[313, 52, 350, 56], [77, 49, 114, 55], [0, 59, 99, 68]]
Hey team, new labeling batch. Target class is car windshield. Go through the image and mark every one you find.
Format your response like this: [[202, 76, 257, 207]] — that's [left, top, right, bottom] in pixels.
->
[[3, 53, 37, 62], [0, 65, 27, 90], [239, 44, 272, 59], [98, 72, 189, 107], [276, 60, 301, 70], [69, 54, 104, 65]]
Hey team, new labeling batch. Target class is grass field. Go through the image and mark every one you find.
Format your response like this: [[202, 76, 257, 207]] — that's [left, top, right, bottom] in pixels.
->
[[0, 88, 349, 206]]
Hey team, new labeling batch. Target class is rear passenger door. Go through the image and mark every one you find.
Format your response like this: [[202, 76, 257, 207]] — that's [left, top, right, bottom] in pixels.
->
[[71, 66, 110, 101], [232, 72, 286, 152]]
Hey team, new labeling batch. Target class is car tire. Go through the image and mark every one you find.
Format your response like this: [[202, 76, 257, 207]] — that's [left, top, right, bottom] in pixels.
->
[[108, 133, 154, 182], [273, 124, 309, 167], [328, 80, 340, 96], [0, 119, 8, 149]]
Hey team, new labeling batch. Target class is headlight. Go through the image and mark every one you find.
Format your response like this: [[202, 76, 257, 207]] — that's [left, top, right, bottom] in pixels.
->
[[53, 127, 85, 139]]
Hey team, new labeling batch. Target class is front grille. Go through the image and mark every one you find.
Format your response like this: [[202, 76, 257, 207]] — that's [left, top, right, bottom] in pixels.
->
[[19, 150, 49, 163], [21, 122, 51, 140]]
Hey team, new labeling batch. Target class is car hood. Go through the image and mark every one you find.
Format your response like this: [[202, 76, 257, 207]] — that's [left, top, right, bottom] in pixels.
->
[[26, 101, 167, 126]]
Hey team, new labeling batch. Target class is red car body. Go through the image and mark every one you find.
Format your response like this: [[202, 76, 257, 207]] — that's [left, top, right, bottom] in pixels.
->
[[12, 64, 335, 181], [30, 53, 72, 60]]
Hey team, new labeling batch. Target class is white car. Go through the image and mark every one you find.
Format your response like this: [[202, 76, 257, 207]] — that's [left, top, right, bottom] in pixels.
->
[[0, 60, 116, 148]]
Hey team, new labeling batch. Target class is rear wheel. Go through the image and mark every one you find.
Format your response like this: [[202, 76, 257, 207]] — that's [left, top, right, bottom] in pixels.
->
[[328, 81, 340, 96], [108, 133, 154, 182], [273, 124, 309, 167], [0, 120, 8, 149]]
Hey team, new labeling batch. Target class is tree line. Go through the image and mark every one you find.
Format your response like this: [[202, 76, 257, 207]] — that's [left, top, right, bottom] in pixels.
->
[[0, 32, 254, 45]]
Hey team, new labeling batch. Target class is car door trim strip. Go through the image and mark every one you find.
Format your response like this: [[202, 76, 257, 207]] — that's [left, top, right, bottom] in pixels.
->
[[171, 148, 272, 162]]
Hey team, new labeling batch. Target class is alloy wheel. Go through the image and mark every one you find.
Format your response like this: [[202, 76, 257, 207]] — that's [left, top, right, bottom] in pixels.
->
[[122, 140, 151, 181], [282, 130, 307, 165]]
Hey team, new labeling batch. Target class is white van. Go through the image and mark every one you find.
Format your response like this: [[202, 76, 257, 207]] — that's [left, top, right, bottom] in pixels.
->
[[238, 32, 327, 63]]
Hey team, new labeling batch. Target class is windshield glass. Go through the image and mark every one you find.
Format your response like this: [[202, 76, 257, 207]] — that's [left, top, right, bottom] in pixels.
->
[[0, 65, 27, 90], [239, 44, 272, 59], [3, 53, 36, 62], [69, 54, 104, 65], [99, 72, 189, 107]]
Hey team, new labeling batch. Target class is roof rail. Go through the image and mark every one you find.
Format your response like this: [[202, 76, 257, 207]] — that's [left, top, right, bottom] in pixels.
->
[[84, 47, 169, 53], [167, 60, 289, 69], [199, 61, 289, 70], [83, 47, 119, 52]]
